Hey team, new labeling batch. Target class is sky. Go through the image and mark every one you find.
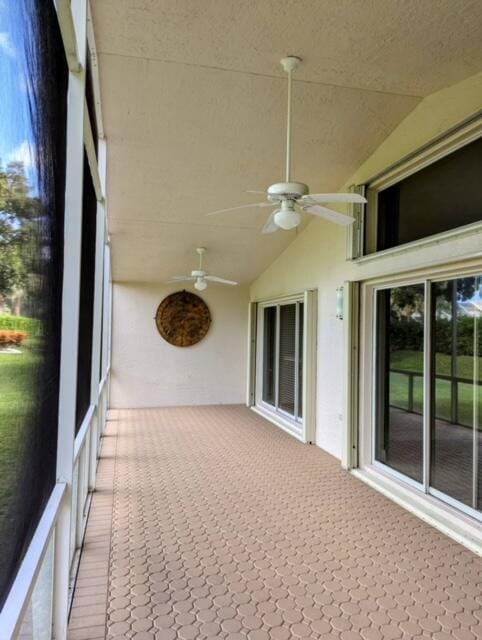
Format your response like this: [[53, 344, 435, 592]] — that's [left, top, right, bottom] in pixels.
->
[[0, 0, 36, 190]]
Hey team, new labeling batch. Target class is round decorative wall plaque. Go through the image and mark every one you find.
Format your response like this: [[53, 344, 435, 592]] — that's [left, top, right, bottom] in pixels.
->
[[155, 291, 211, 347]]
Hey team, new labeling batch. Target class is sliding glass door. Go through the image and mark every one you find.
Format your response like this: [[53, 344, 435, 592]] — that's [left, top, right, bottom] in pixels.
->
[[257, 300, 304, 423], [375, 276, 481, 518]]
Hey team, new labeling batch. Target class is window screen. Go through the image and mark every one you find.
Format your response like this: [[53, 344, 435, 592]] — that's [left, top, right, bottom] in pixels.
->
[[0, 0, 67, 606], [75, 152, 97, 432], [366, 137, 482, 254]]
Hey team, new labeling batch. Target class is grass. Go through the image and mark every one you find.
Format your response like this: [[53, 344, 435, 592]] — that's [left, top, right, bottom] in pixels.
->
[[389, 350, 482, 427], [0, 348, 40, 533]]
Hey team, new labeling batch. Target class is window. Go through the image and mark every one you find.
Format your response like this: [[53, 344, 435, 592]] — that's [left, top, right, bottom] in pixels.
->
[[374, 275, 482, 518], [0, 0, 67, 605], [364, 136, 482, 255], [256, 300, 304, 428]]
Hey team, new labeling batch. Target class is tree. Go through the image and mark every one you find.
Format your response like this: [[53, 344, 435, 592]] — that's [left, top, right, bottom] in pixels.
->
[[0, 161, 42, 310]]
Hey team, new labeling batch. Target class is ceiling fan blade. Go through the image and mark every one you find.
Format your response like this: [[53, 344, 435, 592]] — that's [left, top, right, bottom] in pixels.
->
[[302, 193, 367, 204], [301, 204, 355, 226], [205, 275, 238, 285], [261, 211, 279, 234], [206, 202, 272, 216], [167, 276, 196, 282], [245, 190, 266, 195]]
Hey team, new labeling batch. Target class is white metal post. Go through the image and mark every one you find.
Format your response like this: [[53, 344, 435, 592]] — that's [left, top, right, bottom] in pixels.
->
[[88, 143, 106, 489], [53, 0, 87, 637]]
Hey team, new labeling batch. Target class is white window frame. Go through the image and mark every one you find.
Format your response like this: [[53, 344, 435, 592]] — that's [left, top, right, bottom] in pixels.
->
[[349, 112, 482, 262], [249, 291, 316, 444], [355, 260, 482, 554]]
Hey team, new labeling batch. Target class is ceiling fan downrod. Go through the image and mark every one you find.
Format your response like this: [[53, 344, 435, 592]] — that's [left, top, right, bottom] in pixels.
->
[[281, 56, 302, 183]]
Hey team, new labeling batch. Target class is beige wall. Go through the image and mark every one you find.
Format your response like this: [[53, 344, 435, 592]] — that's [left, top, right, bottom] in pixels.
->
[[251, 72, 482, 459], [111, 283, 249, 408]]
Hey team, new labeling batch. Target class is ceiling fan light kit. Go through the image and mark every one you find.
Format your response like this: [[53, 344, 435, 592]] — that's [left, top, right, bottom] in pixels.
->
[[205, 56, 367, 233]]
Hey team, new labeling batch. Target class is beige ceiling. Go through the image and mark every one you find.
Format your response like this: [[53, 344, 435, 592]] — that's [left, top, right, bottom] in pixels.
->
[[91, 0, 482, 284]]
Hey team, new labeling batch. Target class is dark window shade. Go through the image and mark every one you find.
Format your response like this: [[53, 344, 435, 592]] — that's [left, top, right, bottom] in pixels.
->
[[75, 153, 97, 432], [367, 137, 482, 253], [278, 304, 296, 415], [262, 307, 276, 405], [0, 0, 67, 606]]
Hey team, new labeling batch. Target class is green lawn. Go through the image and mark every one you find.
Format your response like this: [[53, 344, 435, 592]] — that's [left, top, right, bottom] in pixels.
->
[[389, 350, 482, 427], [0, 349, 40, 530]]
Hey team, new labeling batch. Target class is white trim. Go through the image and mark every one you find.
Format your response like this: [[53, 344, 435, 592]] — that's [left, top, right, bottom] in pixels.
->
[[54, 0, 80, 72], [86, 1, 105, 139], [0, 484, 67, 640], [367, 111, 482, 191], [251, 406, 305, 442], [73, 404, 95, 462], [341, 281, 359, 469], [302, 289, 317, 444], [353, 467, 482, 556], [422, 280, 431, 491], [246, 302, 257, 406], [354, 222, 482, 266], [54, 0, 87, 636], [429, 487, 482, 523], [83, 102, 103, 202]]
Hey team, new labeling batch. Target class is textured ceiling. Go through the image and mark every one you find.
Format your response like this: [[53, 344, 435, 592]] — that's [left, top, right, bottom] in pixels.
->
[[91, 0, 482, 283]]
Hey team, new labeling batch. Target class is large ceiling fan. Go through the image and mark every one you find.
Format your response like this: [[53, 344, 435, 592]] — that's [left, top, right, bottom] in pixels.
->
[[207, 56, 366, 233], [167, 247, 238, 291]]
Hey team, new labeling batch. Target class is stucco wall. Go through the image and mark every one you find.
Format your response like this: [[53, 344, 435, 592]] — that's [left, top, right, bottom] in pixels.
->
[[250, 72, 482, 459], [111, 283, 249, 408]]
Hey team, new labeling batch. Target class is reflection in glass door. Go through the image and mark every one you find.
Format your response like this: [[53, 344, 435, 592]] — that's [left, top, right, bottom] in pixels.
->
[[375, 285, 425, 483], [431, 277, 481, 510], [374, 277, 481, 517]]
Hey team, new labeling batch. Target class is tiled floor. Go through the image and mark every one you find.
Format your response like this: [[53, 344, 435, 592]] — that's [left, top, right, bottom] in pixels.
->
[[68, 406, 482, 640]]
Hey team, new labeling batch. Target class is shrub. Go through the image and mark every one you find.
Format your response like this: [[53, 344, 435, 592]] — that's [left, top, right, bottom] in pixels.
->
[[0, 315, 41, 336], [0, 330, 27, 346]]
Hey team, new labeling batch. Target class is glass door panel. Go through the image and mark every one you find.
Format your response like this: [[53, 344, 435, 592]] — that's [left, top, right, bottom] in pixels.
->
[[431, 277, 480, 509], [375, 285, 425, 483], [278, 304, 296, 415], [262, 306, 276, 406]]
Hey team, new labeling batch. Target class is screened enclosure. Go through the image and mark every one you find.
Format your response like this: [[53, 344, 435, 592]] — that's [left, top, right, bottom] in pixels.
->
[[0, 0, 112, 636], [0, 0, 67, 606]]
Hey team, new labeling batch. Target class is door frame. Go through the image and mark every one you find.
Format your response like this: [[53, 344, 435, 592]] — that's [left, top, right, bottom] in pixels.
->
[[359, 261, 482, 522]]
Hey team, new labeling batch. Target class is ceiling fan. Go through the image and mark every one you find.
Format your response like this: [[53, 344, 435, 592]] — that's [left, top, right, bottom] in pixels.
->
[[167, 247, 238, 291], [206, 56, 366, 233]]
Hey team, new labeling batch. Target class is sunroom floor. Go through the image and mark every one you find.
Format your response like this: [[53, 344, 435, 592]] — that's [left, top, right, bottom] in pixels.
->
[[68, 405, 482, 640]]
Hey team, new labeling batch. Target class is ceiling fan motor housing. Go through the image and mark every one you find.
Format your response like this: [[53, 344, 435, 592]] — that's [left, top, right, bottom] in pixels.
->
[[267, 182, 309, 202], [191, 269, 206, 277]]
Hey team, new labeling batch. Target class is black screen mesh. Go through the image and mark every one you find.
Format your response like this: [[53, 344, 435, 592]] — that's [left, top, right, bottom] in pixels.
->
[[0, 0, 67, 606], [75, 153, 97, 432]]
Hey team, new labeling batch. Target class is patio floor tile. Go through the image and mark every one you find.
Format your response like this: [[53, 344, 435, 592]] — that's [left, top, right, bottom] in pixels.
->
[[68, 405, 482, 639]]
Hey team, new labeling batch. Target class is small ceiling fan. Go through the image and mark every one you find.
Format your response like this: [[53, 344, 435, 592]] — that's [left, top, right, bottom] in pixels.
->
[[168, 247, 238, 291], [206, 56, 366, 233]]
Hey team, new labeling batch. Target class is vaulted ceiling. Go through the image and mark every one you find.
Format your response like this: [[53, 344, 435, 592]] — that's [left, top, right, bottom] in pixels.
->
[[91, 0, 482, 283]]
